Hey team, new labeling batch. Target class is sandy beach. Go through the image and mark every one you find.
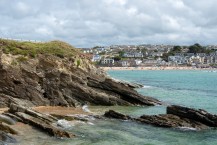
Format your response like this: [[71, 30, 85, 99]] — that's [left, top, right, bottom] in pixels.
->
[[100, 66, 217, 71]]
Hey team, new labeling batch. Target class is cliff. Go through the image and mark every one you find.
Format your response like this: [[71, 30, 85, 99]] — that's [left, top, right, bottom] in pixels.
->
[[0, 39, 160, 107]]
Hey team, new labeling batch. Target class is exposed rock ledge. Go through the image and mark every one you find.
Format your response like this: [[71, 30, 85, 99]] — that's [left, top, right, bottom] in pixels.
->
[[0, 46, 160, 108], [7, 103, 75, 138], [104, 105, 217, 130]]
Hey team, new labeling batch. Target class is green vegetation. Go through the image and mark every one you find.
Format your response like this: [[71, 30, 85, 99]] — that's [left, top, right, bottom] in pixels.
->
[[118, 51, 125, 57], [161, 45, 182, 61], [16, 56, 28, 62], [76, 59, 81, 67], [188, 43, 204, 54], [141, 48, 147, 53], [0, 39, 80, 58], [113, 56, 122, 61], [173, 46, 182, 52], [188, 43, 215, 54], [11, 60, 18, 66]]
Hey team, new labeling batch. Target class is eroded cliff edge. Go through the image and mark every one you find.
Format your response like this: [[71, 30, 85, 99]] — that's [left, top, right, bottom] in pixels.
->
[[0, 39, 161, 108]]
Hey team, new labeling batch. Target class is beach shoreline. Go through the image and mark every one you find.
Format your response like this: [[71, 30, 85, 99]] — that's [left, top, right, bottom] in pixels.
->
[[100, 66, 217, 71]]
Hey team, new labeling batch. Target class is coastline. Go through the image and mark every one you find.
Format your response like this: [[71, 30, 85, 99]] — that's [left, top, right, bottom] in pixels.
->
[[100, 66, 217, 71]]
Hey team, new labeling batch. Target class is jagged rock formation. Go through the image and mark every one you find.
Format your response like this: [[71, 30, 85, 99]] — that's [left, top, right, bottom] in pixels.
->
[[167, 105, 217, 127], [8, 103, 75, 138], [0, 39, 161, 107], [104, 105, 217, 130]]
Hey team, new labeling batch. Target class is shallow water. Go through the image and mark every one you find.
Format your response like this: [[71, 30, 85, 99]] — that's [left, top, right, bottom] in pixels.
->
[[14, 70, 217, 145]]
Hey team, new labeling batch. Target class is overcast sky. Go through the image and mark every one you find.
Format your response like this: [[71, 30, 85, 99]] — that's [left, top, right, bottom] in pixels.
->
[[0, 0, 217, 47]]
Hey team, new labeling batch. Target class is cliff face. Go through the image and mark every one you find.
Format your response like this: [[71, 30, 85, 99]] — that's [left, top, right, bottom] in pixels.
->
[[0, 39, 160, 107]]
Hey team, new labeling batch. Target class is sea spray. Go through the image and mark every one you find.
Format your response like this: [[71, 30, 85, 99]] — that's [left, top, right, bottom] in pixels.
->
[[57, 119, 74, 128], [82, 105, 92, 113]]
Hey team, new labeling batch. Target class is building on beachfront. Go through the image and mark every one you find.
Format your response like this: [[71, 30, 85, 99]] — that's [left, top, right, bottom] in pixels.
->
[[142, 59, 158, 67], [187, 56, 203, 65], [119, 60, 130, 67], [168, 56, 187, 65], [101, 58, 115, 65], [134, 59, 142, 65], [168, 51, 217, 66]]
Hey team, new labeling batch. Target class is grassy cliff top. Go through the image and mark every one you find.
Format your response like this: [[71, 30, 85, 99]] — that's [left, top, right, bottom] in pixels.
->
[[0, 39, 81, 58]]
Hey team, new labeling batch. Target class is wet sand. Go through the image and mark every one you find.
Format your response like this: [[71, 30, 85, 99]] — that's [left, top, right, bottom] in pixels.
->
[[33, 106, 90, 115]]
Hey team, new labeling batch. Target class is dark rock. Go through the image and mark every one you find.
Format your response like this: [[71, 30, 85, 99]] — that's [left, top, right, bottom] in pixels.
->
[[138, 114, 208, 130], [167, 105, 217, 127], [104, 110, 132, 120], [104, 107, 217, 130]]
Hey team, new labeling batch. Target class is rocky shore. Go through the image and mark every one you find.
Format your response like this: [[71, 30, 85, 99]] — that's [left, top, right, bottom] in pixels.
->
[[104, 105, 217, 130], [0, 39, 217, 144], [0, 39, 161, 143]]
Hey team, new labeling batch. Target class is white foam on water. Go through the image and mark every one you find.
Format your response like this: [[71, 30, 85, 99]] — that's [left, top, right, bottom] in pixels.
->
[[82, 105, 91, 113], [142, 85, 153, 89], [57, 119, 74, 128], [87, 122, 95, 125], [177, 127, 197, 131]]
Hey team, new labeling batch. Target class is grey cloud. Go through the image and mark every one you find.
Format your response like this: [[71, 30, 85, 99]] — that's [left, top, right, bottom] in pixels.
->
[[0, 0, 217, 47]]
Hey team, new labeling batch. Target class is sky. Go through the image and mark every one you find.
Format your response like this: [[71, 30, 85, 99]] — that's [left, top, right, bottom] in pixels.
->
[[0, 0, 217, 47]]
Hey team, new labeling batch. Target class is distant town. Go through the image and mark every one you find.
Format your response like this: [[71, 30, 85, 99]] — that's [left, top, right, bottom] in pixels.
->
[[79, 43, 217, 68]]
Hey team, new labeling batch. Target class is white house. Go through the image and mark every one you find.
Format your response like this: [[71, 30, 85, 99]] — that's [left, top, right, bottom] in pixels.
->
[[82, 48, 93, 54], [119, 60, 130, 67], [92, 55, 101, 62], [168, 56, 186, 65], [134, 59, 142, 65]]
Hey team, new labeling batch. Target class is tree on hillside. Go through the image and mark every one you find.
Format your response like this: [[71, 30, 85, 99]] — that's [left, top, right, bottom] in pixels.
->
[[173, 46, 182, 52], [141, 48, 147, 53], [114, 56, 122, 61], [118, 51, 125, 57], [188, 43, 204, 54]]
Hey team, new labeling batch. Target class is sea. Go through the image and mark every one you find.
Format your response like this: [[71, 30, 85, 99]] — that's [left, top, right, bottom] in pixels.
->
[[17, 70, 217, 145]]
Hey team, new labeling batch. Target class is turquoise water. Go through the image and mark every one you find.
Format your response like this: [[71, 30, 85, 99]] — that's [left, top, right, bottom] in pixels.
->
[[18, 70, 217, 145], [108, 70, 217, 114]]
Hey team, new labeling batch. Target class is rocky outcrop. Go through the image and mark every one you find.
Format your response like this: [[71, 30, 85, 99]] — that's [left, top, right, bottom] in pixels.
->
[[104, 110, 132, 120], [167, 105, 217, 127], [104, 105, 217, 130], [0, 46, 161, 107], [8, 104, 75, 138], [138, 114, 208, 130]]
